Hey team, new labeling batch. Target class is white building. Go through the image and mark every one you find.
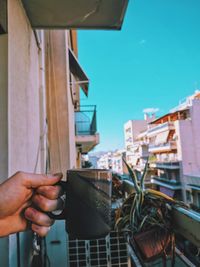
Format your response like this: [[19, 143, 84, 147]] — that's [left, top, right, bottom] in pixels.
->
[[148, 91, 200, 206]]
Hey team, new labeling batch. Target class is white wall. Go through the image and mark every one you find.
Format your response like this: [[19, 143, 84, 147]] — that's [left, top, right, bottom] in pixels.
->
[[176, 101, 200, 177]]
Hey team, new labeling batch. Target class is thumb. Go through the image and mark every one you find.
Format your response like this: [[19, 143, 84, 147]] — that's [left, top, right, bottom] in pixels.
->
[[23, 172, 63, 189]]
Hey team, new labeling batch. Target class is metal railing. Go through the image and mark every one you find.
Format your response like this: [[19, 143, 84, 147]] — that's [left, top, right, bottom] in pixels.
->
[[75, 105, 97, 136]]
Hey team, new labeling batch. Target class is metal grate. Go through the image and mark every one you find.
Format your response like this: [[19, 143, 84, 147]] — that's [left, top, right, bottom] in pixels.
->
[[68, 231, 130, 267]]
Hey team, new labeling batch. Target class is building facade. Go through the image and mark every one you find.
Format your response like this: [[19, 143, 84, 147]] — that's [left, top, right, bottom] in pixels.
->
[[124, 91, 200, 209]]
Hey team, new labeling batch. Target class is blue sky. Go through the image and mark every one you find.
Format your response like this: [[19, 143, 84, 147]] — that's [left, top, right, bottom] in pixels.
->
[[78, 0, 200, 152]]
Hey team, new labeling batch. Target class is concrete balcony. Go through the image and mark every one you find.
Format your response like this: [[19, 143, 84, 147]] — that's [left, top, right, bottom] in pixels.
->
[[21, 0, 128, 30], [75, 105, 99, 153], [149, 141, 177, 153], [185, 174, 200, 187], [151, 176, 181, 190], [147, 122, 175, 137], [150, 161, 180, 169]]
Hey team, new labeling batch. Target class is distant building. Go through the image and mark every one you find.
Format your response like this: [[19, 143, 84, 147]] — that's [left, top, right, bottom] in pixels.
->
[[149, 90, 200, 207], [97, 150, 127, 174], [124, 91, 200, 209], [124, 114, 156, 181], [111, 150, 126, 174], [88, 155, 99, 168], [97, 152, 113, 170]]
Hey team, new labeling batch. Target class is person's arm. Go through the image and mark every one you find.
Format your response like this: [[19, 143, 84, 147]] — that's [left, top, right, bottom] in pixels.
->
[[0, 172, 63, 237]]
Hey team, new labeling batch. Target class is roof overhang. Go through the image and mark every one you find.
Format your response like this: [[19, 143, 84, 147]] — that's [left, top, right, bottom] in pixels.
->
[[21, 0, 129, 30], [69, 49, 89, 96]]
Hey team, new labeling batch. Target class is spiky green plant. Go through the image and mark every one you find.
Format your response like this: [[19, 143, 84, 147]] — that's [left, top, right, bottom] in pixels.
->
[[115, 157, 178, 265]]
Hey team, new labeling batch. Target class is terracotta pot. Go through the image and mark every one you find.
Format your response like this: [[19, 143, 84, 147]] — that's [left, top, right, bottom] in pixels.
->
[[131, 227, 171, 262]]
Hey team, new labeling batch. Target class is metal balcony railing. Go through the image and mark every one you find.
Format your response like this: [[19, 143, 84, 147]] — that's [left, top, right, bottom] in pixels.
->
[[75, 105, 97, 136]]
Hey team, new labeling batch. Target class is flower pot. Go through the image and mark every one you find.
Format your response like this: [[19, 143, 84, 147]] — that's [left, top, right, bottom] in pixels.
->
[[131, 227, 171, 262]]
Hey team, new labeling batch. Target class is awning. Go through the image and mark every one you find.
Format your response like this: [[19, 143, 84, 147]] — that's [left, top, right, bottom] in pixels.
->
[[21, 0, 129, 30], [155, 131, 169, 145], [69, 49, 89, 96]]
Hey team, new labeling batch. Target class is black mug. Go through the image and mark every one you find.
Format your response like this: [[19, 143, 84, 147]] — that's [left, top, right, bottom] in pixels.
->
[[49, 169, 112, 240]]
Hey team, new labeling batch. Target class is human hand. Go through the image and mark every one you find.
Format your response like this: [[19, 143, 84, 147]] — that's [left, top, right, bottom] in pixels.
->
[[0, 172, 63, 237]]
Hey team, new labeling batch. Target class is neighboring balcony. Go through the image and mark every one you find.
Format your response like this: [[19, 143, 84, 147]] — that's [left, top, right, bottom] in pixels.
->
[[149, 140, 177, 153], [130, 142, 149, 159], [151, 176, 182, 190], [150, 160, 180, 170], [147, 122, 175, 137], [75, 105, 99, 153], [185, 175, 200, 190]]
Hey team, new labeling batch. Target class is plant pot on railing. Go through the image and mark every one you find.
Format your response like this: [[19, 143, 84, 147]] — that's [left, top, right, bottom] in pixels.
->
[[131, 226, 173, 263], [115, 158, 179, 266]]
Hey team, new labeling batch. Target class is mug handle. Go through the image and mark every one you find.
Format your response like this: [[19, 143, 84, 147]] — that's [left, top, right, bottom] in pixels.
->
[[47, 181, 67, 220]]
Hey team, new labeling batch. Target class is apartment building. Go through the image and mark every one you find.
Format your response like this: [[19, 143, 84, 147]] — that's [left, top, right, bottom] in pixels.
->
[[149, 91, 200, 207], [97, 152, 113, 170], [0, 1, 128, 266], [124, 91, 200, 208], [124, 115, 156, 181], [97, 150, 126, 174]]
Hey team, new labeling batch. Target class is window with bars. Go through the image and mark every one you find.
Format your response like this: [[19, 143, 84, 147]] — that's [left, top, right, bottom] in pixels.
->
[[68, 231, 130, 267]]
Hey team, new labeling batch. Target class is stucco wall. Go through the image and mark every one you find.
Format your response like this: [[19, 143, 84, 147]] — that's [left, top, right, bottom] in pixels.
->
[[0, 34, 8, 181], [0, 33, 9, 267], [8, 0, 41, 175], [7, 1, 43, 266]]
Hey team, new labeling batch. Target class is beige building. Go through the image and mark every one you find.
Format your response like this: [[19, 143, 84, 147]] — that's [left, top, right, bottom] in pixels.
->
[[0, 1, 128, 266]]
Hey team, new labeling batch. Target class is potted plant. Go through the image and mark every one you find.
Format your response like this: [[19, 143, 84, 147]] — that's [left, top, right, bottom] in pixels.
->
[[115, 158, 179, 266]]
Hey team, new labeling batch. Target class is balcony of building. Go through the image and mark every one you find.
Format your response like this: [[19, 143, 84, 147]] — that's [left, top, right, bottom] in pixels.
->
[[147, 121, 175, 137], [150, 160, 180, 170], [21, 0, 128, 30], [75, 105, 99, 153], [149, 141, 177, 153], [151, 175, 181, 189], [185, 174, 200, 188]]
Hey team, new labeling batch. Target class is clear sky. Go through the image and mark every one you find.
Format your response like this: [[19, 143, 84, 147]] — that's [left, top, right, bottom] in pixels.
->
[[78, 0, 200, 152]]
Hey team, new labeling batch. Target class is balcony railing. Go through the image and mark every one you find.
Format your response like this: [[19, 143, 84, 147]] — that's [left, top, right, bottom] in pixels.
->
[[75, 105, 97, 136], [185, 174, 200, 187], [151, 175, 181, 186], [149, 141, 177, 153], [148, 121, 175, 136], [150, 160, 180, 169]]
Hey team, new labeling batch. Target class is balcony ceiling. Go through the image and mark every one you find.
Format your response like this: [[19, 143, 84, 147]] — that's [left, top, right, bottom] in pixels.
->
[[21, 0, 129, 29]]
